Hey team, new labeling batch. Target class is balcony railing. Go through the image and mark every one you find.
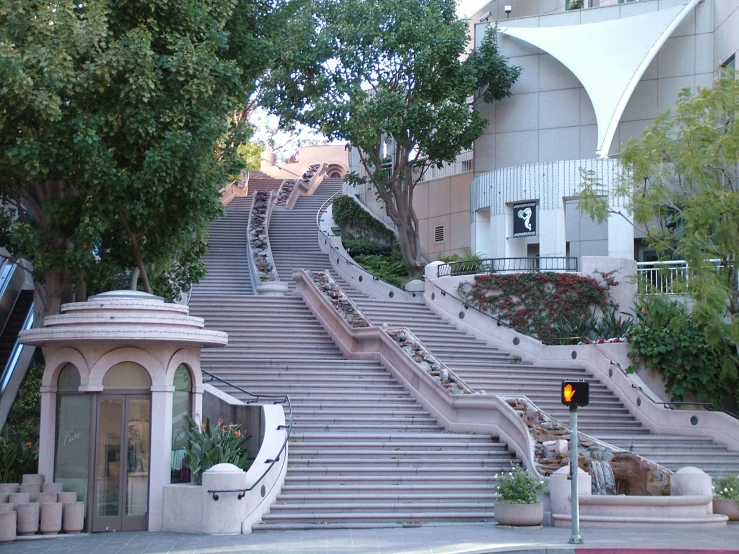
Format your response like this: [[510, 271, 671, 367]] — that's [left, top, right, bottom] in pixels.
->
[[636, 259, 731, 295], [437, 257, 579, 278]]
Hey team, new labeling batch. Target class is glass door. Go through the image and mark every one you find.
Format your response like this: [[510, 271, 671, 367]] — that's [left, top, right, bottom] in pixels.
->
[[92, 395, 150, 532]]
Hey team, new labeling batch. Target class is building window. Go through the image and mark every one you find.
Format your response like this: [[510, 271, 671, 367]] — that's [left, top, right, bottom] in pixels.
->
[[721, 55, 736, 79], [434, 225, 445, 243], [171, 364, 192, 483]]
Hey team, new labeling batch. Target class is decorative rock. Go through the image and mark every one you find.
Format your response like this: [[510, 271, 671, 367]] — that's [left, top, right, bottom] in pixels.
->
[[8, 493, 30, 504], [40, 502, 63, 535], [671, 467, 712, 496], [15, 502, 40, 535], [0, 511, 16, 543], [22, 474, 44, 485], [62, 502, 84, 533], [42, 483, 63, 494], [0, 484, 19, 495], [36, 492, 57, 504], [57, 492, 77, 503]]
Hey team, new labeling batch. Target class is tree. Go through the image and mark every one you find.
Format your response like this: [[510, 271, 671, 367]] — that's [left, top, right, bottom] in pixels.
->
[[0, 0, 278, 317], [260, 0, 520, 273], [579, 75, 739, 383]]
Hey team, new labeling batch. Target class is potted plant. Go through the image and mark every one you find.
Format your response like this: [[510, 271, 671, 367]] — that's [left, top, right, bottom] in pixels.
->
[[494, 465, 548, 526], [183, 416, 250, 485], [712, 474, 739, 521]]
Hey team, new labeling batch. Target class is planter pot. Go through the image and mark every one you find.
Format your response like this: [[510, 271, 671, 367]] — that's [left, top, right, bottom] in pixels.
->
[[495, 502, 544, 526], [22, 474, 44, 485], [8, 493, 30, 504], [0, 484, 19, 495], [36, 493, 57, 504], [42, 483, 63, 494], [57, 492, 77, 503], [40, 503, 63, 535], [0, 505, 14, 513], [0, 493, 8, 503], [62, 502, 84, 533], [0, 511, 16, 543], [16, 502, 40, 535], [713, 498, 739, 521], [19, 483, 41, 501]]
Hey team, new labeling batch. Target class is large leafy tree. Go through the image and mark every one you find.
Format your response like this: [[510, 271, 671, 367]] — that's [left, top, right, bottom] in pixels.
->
[[0, 0, 277, 317], [261, 0, 520, 273], [580, 75, 739, 382]]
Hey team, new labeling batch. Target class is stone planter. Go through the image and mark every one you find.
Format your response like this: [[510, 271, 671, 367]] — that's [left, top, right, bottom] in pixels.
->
[[0, 505, 14, 513], [0, 493, 8, 503], [19, 483, 41, 501], [8, 493, 30, 504], [713, 499, 739, 521], [36, 492, 57, 504], [0, 511, 16, 543], [57, 492, 77, 503], [16, 502, 40, 535], [0, 484, 19, 495], [22, 474, 44, 485], [42, 483, 63, 494], [495, 502, 544, 526], [40, 502, 63, 534], [62, 502, 84, 533]]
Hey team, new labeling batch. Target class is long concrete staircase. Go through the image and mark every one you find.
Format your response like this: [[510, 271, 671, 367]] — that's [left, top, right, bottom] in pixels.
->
[[189, 179, 516, 530], [261, 180, 739, 476]]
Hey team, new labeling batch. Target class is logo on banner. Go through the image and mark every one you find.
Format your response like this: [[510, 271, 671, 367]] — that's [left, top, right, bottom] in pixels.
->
[[513, 202, 537, 237]]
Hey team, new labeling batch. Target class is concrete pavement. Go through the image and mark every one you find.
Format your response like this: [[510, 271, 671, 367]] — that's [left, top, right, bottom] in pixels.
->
[[0, 523, 738, 554]]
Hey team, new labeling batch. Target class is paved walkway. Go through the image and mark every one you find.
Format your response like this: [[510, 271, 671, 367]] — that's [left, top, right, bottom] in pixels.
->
[[0, 523, 738, 554]]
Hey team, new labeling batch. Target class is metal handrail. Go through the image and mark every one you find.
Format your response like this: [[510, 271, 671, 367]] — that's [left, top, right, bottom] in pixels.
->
[[437, 257, 579, 278], [201, 369, 292, 500], [0, 303, 34, 394], [590, 343, 739, 421]]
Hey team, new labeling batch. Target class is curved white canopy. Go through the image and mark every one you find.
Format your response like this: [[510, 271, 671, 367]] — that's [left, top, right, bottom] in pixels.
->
[[499, 0, 700, 157]]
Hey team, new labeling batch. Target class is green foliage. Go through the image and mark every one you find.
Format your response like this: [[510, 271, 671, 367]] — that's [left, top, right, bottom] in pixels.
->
[[4, 362, 43, 445], [495, 465, 548, 504], [438, 248, 481, 264], [261, 0, 519, 272], [713, 474, 739, 501], [237, 141, 265, 172], [0, 428, 38, 483], [183, 415, 250, 485], [627, 297, 732, 406], [0, 0, 279, 314], [458, 272, 616, 340], [352, 253, 407, 289], [340, 234, 394, 257], [579, 75, 739, 377], [332, 196, 396, 246], [552, 309, 633, 345]]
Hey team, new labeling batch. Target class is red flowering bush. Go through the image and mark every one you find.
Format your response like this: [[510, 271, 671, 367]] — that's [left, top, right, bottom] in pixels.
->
[[457, 272, 616, 340]]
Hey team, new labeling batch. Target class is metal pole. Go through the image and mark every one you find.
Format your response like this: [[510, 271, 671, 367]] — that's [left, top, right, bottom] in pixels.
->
[[568, 405, 583, 544]]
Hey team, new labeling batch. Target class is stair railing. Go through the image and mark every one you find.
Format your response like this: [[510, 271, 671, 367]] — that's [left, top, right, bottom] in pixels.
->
[[201, 369, 292, 499], [590, 342, 739, 421], [0, 304, 34, 394]]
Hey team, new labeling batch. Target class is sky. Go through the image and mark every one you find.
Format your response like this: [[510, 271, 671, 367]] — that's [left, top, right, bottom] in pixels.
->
[[457, 0, 489, 19]]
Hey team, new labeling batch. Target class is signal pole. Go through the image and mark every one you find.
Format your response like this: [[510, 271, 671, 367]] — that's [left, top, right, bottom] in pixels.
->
[[568, 404, 583, 545]]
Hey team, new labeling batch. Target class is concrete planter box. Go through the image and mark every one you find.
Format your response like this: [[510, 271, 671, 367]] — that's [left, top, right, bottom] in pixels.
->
[[0, 511, 16, 543], [495, 502, 543, 526], [713, 499, 739, 521], [16, 502, 39, 535], [62, 502, 84, 533], [0, 484, 19, 495], [40, 502, 63, 534]]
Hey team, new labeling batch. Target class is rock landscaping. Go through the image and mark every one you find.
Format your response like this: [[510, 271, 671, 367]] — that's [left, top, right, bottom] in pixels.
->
[[310, 271, 371, 328], [384, 328, 471, 395], [274, 179, 297, 207], [248, 190, 279, 283]]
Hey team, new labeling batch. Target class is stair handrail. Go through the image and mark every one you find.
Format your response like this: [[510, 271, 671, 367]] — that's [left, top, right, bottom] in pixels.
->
[[437, 257, 579, 278], [317, 193, 421, 300], [201, 369, 292, 497], [590, 342, 739, 421]]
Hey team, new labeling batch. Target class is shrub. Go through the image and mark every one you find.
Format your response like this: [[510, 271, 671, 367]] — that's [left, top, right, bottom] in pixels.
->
[[352, 253, 406, 288], [183, 415, 250, 485], [332, 195, 396, 246], [0, 427, 37, 483], [339, 233, 394, 257], [495, 465, 548, 504], [628, 297, 730, 405], [458, 272, 616, 339], [552, 309, 633, 345], [4, 362, 43, 445], [713, 474, 739, 501]]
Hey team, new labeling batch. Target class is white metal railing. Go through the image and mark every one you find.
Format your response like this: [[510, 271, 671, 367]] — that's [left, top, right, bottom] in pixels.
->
[[413, 150, 472, 183], [636, 259, 731, 295]]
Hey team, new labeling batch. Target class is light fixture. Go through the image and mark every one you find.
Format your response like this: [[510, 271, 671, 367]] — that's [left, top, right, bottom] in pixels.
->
[[504, 5, 512, 18], [478, 10, 492, 22]]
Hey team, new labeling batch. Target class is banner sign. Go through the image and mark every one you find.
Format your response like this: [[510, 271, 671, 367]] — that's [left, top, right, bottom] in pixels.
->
[[513, 202, 537, 237]]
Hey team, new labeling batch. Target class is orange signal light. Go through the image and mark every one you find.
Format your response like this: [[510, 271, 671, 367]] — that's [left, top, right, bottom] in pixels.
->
[[561, 380, 589, 407]]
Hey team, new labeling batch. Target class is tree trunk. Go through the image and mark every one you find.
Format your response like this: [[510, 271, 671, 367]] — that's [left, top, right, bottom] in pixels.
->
[[118, 206, 152, 294]]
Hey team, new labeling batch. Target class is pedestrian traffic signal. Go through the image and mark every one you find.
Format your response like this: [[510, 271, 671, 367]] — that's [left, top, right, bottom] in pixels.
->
[[561, 380, 589, 407]]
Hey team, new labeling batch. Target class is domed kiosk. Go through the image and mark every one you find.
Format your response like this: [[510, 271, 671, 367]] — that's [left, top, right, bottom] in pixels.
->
[[20, 291, 227, 533]]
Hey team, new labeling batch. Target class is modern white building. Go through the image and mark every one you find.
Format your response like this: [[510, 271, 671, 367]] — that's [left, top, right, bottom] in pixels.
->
[[471, 0, 738, 263]]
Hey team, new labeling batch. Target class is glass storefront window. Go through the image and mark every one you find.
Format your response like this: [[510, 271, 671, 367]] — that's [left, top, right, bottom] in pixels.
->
[[102, 362, 151, 390], [171, 364, 192, 483]]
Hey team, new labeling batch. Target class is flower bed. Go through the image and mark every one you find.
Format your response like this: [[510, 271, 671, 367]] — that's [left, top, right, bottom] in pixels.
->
[[384, 328, 471, 395], [249, 190, 279, 283], [310, 271, 371, 328]]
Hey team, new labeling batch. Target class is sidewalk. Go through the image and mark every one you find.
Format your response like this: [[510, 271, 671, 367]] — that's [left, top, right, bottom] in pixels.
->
[[0, 523, 738, 554]]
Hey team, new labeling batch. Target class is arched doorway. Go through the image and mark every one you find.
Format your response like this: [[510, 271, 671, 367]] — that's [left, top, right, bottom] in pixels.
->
[[93, 362, 152, 532]]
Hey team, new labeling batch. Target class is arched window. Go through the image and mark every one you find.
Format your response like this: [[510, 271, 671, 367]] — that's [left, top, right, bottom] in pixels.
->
[[171, 364, 192, 483], [54, 364, 91, 509], [102, 362, 151, 390]]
